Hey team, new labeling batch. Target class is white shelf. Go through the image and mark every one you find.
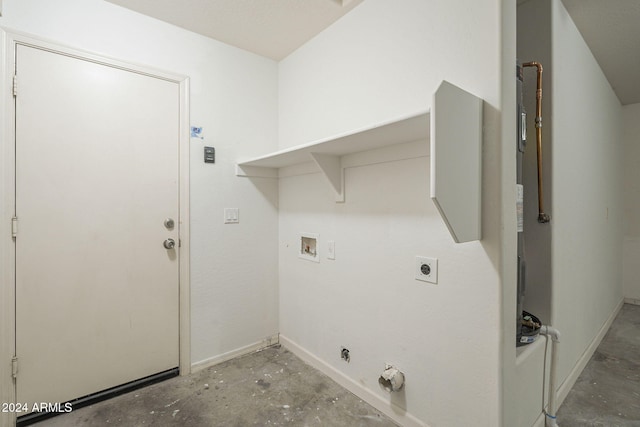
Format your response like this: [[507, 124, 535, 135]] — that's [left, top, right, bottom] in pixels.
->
[[237, 80, 483, 242], [236, 111, 430, 201]]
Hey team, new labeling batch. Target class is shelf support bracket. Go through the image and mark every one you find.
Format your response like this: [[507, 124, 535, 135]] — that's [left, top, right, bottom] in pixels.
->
[[309, 153, 344, 203]]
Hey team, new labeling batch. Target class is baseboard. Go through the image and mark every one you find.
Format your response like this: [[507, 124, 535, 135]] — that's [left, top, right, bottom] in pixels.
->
[[624, 297, 640, 306], [531, 411, 545, 427], [279, 335, 427, 427], [556, 298, 624, 407], [191, 334, 280, 373]]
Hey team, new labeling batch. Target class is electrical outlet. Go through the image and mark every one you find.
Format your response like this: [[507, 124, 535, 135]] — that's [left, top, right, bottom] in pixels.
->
[[415, 256, 438, 284]]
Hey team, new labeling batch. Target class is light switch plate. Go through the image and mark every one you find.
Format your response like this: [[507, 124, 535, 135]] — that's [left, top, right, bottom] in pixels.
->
[[327, 241, 335, 260], [224, 208, 239, 224]]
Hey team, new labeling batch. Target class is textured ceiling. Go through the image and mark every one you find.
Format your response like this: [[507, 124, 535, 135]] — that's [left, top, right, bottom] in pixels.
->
[[105, 0, 364, 61], [560, 0, 640, 105]]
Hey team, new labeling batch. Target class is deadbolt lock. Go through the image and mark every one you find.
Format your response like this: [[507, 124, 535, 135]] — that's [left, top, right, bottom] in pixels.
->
[[164, 218, 175, 229]]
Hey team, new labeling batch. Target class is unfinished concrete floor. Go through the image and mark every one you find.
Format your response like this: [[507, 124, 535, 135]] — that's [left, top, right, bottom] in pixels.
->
[[30, 345, 398, 427], [557, 303, 640, 427]]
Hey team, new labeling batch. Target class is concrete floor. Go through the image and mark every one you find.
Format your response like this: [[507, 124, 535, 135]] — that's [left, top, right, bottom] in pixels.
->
[[557, 303, 640, 427], [25, 304, 640, 427], [30, 345, 398, 427]]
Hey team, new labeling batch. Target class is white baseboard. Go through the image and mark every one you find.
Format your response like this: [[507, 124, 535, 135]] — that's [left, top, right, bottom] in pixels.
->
[[556, 298, 624, 407], [190, 334, 280, 373], [279, 335, 427, 427], [531, 412, 545, 427], [624, 297, 640, 306]]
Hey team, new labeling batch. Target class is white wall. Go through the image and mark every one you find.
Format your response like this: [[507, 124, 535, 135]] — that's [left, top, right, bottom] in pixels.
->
[[517, 1, 623, 422], [278, 0, 501, 149], [623, 102, 640, 302], [550, 0, 623, 383], [500, 0, 520, 424], [0, 0, 279, 366], [277, 1, 503, 426]]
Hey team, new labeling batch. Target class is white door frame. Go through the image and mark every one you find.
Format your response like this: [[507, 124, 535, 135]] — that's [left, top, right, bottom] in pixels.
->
[[0, 29, 191, 427]]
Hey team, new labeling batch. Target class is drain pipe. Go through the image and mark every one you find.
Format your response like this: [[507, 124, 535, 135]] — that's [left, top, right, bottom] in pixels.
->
[[540, 325, 561, 427]]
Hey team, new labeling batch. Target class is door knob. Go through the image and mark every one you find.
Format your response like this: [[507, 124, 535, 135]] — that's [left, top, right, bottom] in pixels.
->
[[163, 238, 176, 249]]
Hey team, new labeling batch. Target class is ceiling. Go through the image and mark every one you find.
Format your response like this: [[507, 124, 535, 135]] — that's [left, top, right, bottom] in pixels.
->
[[105, 0, 364, 61], [106, 0, 639, 105], [560, 0, 640, 105]]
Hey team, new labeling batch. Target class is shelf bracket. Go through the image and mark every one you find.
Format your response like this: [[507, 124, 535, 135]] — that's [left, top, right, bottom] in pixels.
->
[[309, 153, 344, 203]]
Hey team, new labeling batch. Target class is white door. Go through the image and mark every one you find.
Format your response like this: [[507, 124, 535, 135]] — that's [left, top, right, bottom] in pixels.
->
[[15, 44, 180, 408]]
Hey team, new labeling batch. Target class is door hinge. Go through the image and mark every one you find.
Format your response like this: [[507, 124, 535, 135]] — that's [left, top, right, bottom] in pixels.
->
[[11, 216, 17, 238], [11, 357, 18, 379], [12, 74, 17, 97]]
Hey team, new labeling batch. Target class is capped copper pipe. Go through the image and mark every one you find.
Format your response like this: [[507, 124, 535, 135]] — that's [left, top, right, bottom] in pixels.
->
[[523, 61, 550, 223]]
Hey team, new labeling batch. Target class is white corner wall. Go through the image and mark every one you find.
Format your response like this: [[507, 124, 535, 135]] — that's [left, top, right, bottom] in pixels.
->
[[0, 0, 279, 366], [277, 1, 503, 426], [517, 1, 623, 422], [622, 102, 640, 303], [500, 0, 519, 424], [550, 0, 623, 385]]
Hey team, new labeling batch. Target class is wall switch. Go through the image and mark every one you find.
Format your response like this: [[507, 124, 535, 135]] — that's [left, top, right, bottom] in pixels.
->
[[327, 241, 335, 260], [416, 256, 438, 283], [204, 146, 215, 163], [224, 208, 239, 224]]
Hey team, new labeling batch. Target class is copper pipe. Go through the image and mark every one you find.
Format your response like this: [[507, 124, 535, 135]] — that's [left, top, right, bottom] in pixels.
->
[[523, 61, 550, 223]]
